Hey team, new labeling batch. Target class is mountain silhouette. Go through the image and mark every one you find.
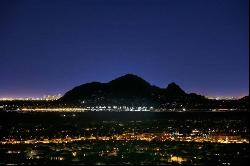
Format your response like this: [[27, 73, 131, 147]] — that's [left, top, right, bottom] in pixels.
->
[[59, 74, 207, 107], [166, 82, 186, 95]]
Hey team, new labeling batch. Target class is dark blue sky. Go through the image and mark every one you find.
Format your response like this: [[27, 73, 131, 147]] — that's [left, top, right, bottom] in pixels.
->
[[0, 0, 249, 98]]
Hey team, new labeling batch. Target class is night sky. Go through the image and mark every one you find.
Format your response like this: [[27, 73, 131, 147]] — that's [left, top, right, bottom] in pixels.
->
[[0, 0, 249, 98]]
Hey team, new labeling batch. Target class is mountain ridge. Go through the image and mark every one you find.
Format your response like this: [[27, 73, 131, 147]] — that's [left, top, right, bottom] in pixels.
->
[[60, 74, 207, 107]]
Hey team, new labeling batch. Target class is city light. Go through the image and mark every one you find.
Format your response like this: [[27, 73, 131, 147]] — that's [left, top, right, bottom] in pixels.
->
[[1, 132, 248, 145]]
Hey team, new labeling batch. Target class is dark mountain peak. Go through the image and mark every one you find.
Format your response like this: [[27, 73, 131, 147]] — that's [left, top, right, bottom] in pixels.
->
[[84, 81, 102, 86], [120, 73, 139, 78], [239, 95, 249, 101], [166, 82, 186, 95], [109, 74, 151, 87], [167, 82, 179, 87], [110, 73, 144, 81], [60, 75, 199, 104], [166, 82, 182, 90]]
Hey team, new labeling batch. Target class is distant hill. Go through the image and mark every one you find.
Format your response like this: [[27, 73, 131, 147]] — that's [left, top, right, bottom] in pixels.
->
[[0, 74, 247, 110], [59, 74, 207, 107], [239, 95, 249, 101]]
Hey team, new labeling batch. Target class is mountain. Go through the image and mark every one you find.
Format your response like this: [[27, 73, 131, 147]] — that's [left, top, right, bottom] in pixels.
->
[[238, 96, 249, 109], [59, 74, 206, 107], [108, 74, 153, 97], [239, 95, 249, 102], [163, 82, 187, 101], [165, 82, 186, 95], [60, 74, 157, 106]]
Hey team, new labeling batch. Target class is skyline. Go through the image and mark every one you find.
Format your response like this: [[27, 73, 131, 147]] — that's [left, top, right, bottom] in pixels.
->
[[0, 0, 249, 98], [0, 73, 247, 99]]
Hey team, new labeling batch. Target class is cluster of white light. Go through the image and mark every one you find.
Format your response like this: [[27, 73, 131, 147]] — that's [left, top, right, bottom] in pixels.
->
[[20, 106, 154, 112], [0, 94, 62, 101], [21, 108, 87, 112], [206, 96, 241, 100], [86, 106, 153, 112]]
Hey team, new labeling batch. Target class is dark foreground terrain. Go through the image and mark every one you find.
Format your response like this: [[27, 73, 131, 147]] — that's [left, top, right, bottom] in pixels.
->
[[0, 111, 249, 165]]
